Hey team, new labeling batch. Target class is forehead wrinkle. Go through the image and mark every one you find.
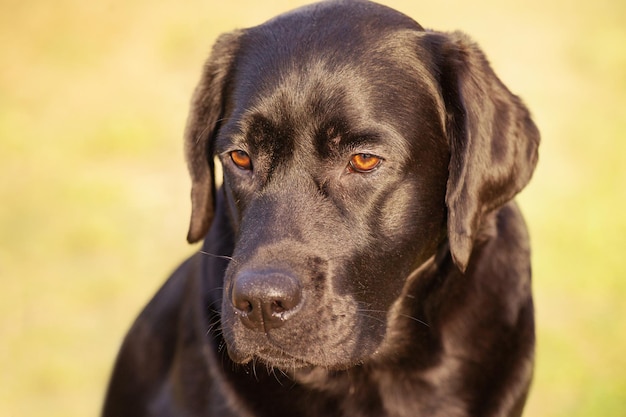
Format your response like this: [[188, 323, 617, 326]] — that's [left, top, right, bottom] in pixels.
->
[[229, 43, 435, 164], [245, 59, 378, 144], [260, 59, 372, 118]]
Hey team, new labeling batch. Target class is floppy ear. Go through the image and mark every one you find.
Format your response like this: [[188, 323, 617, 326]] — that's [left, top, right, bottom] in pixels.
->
[[185, 30, 243, 243], [427, 31, 540, 272]]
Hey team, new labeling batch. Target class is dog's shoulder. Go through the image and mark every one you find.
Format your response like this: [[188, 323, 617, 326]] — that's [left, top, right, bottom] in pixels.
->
[[102, 255, 205, 417]]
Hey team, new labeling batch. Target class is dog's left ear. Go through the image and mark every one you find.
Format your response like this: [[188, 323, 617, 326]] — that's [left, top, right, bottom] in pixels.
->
[[425, 31, 540, 272], [184, 30, 243, 243]]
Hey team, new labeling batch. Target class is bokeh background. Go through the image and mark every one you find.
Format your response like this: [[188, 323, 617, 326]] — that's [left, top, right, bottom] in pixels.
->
[[1, 0, 625, 416]]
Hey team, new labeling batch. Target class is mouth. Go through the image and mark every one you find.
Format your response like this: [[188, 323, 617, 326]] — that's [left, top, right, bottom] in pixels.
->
[[227, 340, 370, 373], [229, 344, 314, 370]]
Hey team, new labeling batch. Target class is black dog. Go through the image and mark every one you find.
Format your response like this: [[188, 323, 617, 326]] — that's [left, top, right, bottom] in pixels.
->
[[103, 1, 540, 416]]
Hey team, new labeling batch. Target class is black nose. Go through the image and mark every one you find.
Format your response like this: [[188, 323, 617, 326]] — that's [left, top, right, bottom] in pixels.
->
[[231, 270, 302, 331]]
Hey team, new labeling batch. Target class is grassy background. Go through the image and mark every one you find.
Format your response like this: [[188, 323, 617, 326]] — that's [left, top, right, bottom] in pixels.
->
[[1, 0, 625, 416]]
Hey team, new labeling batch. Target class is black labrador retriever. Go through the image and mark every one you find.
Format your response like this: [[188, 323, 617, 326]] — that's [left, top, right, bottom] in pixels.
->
[[103, 1, 540, 416]]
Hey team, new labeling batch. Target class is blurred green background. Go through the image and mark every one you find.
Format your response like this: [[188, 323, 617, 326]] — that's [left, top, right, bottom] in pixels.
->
[[1, 0, 625, 416]]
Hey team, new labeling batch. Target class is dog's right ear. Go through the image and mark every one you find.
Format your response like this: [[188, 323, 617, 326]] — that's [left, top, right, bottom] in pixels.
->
[[185, 31, 243, 243]]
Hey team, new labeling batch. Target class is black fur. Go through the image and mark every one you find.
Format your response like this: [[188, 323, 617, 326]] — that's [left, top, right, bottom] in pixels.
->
[[103, 1, 539, 416]]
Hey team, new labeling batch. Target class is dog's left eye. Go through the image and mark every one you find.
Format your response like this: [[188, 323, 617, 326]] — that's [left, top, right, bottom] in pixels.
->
[[348, 153, 382, 173], [230, 150, 252, 171]]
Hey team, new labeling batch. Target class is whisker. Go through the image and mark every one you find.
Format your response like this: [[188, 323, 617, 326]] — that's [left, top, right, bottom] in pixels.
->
[[278, 366, 291, 381], [270, 366, 285, 386], [199, 250, 236, 263], [207, 296, 223, 310], [355, 305, 387, 324], [398, 313, 430, 328], [357, 314, 387, 325], [206, 319, 222, 337], [252, 357, 259, 382]]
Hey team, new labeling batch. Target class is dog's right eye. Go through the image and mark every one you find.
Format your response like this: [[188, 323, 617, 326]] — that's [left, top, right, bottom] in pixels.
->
[[230, 150, 252, 171]]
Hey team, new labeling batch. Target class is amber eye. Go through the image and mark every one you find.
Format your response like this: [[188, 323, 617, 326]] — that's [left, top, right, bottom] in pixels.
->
[[230, 150, 252, 170], [349, 153, 382, 173]]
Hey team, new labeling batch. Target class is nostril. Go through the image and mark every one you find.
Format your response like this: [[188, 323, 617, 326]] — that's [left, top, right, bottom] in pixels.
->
[[271, 300, 285, 314], [231, 270, 302, 330], [235, 299, 253, 314]]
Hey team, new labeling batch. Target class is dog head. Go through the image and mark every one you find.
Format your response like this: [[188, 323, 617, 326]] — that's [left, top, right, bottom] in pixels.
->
[[184, 0, 538, 370]]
